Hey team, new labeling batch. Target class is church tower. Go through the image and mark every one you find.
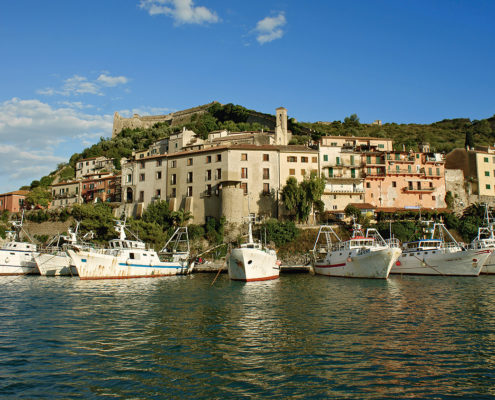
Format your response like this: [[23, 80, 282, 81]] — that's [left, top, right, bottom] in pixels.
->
[[275, 107, 289, 146]]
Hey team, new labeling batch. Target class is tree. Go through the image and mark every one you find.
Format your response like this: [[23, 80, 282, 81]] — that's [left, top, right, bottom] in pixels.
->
[[301, 173, 326, 222], [345, 204, 361, 220], [445, 191, 454, 209], [281, 174, 325, 222], [281, 177, 303, 219], [25, 187, 52, 208], [343, 114, 360, 128]]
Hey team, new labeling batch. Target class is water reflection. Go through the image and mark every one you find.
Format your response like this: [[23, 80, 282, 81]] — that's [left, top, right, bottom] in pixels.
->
[[1, 274, 495, 398]]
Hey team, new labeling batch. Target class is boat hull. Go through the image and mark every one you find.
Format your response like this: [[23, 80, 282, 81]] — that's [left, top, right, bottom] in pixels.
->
[[68, 250, 189, 280], [35, 253, 78, 276], [228, 248, 279, 282], [0, 249, 39, 275], [391, 248, 490, 276], [314, 247, 401, 279], [481, 251, 495, 274]]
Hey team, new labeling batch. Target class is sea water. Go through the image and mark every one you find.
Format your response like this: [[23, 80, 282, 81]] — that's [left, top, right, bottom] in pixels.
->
[[1, 273, 495, 399]]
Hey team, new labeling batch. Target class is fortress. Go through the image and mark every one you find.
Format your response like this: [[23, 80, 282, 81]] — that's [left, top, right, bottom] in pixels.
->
[[112, 101, 218, 138]]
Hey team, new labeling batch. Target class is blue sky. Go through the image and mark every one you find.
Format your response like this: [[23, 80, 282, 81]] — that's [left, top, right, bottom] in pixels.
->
[[1, 0, 494, 192]]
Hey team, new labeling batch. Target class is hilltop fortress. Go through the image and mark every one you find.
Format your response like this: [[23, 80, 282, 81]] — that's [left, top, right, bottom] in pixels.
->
[[112, 102, 217, 138], [112, 101, 281, 138]]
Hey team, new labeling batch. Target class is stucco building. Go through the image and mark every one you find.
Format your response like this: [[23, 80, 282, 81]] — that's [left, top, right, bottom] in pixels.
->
[[0, 190, 28, 213]]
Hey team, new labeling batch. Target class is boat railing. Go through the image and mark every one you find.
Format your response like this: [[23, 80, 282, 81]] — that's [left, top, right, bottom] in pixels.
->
[[385, 238, 401, 248]]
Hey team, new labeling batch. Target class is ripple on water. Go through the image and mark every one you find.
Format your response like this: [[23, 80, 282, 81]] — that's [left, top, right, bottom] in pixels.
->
[[1, 274, 495, 398]]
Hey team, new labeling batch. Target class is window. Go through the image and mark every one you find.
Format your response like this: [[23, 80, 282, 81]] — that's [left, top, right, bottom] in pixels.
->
[[139, 191, 144, 202], [206, 184, 212, 196], [312, 157, 317, 163], [187, 186, 193, 196], [156, 189, 161, 198], [429, 168, 433, 175], [187, 172, 193, 183], [86, 162, 89, 166], [366, 156, 371, 163], [331, 142, 338, 147], [437, 168, 441, 176], [392, 181, 396, 187], [241, 168, 248, 179], [366, 182, 371, 188], [336, 157, 341, 165], [206, 170, 212, 181], [367, 167, 372, 174], [126, 174, 132, 183], [139, 173, 145, 182], [416, 154, 420, 159], [241, 182, 248, 195], [301, 156, 308, 163], [156, 160, 162, 167], [485, 157, 489, 163], [328, 167, 333, 177], [263, 154, 269, 162], [287, 156, 297, 162], [140, 161, 145, 168], [241, 153, 248, 161], [171, 188, 176, 198], [378, 144, 385, 149], [216, 154, 222, 162], [350, 155, 355, 165], [289, 169, 295, 175], [323, 155, 328, 162], [171, 174, 176, 185], [432, 195, 436, 200], [206, 155, 212, 163], [171, 160, 177, 168], [486, 184, 491, 190], [301, 169, 306, 175], [156, 171, 162, 180], [263, 168, 270, 179], [216, 168, 222, 179], [263, 183, 270, 194], [408, 165, 412, 173], [485, 171, 490, 177], [395, 154, 400, 161], [187, 158, 193, 166], [351, 168, 356, 178], [396, 165, 400, 172]]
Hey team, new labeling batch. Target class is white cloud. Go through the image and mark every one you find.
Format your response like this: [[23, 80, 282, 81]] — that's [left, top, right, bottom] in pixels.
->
[[254, 12, 286, 44], [37, 73, 129, 97], [97, 73, 129, 87], [139, 0, 219, 25], [0, 98, 112, 191]]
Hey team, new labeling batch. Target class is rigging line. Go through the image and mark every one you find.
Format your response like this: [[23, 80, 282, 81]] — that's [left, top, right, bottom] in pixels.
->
[[412, 254, 445, 276]]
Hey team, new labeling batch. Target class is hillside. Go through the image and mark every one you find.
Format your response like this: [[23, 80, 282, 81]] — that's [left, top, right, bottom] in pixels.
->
[[24, 103, 495, 189]]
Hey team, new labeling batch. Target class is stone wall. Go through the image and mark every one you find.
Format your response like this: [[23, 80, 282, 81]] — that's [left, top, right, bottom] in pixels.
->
[[112, 102, 218, 137]]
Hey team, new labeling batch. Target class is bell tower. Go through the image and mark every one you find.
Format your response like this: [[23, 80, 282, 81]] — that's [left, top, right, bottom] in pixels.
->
[[275, 107, 288, 145]]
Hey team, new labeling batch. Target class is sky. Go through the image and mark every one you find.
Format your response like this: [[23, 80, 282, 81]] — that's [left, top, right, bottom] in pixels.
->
[[1, 0, 495, 192]]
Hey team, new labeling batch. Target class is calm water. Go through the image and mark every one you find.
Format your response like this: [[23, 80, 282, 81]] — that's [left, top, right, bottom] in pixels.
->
[[1, 273, 495, 399]]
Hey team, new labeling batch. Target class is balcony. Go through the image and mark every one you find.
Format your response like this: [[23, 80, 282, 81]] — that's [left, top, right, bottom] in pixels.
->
[[403, 187, 435, 193], [325, 188, 364, 194]]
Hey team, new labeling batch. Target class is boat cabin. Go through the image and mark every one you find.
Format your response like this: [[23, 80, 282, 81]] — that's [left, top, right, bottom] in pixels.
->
[[2, 241, 37, 252], [403, 239, 442, 252], [108, 239, 146, 250]]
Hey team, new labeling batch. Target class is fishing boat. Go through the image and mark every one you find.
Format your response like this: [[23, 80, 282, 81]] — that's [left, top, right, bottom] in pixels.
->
[[469, 205, 495, 274], [0, 213, 39, 275], [228, 218, 280, 282], [68, 220, 193, 280], [34, 222, 93, 276], [391, 221, 491, 276], [311, 223, 401, 279]]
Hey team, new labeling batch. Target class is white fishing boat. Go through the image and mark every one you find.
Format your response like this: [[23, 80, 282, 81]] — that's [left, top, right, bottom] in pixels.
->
[[68, 220, 193, 280], [0, 213, 39, 276], [34, 222, 93, 276], [228, 218, 280, 282], [391, 222, 491, 276], [470, 205, 495, 274], [311, 223, 401, 279]]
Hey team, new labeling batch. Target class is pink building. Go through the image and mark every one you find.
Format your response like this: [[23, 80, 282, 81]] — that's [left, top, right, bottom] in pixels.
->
[[363, 149, 446, 210], [0, 190, 29, 213]]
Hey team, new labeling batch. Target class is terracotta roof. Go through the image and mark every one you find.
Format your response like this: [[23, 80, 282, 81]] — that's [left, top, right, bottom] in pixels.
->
[[0, 190, 30, 196], [321, 135, 393, 141], [350, 203, 375, 209]]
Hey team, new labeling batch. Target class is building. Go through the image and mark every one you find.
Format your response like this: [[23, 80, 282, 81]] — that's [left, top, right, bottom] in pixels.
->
[[363, 147, 446, 210], [49, 180, 82, 209], [120, 107, 316, 223], [81, 173, 119, 203], [0, 190, 29, 213], [319, 136, 393, 212], [75, 156, 115, 179], [445, 146, 495, 203]]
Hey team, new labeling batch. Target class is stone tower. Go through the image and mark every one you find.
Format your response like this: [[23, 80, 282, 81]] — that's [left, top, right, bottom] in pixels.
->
[[275, 107, 289, 146]]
